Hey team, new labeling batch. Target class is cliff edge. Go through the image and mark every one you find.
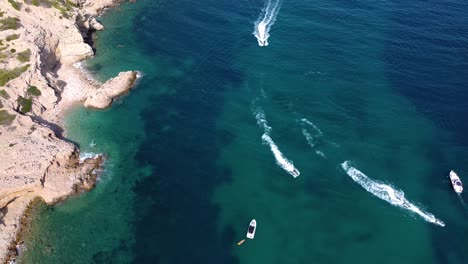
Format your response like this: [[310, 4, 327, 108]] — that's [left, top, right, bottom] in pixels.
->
[[0, 0, 137, 262]]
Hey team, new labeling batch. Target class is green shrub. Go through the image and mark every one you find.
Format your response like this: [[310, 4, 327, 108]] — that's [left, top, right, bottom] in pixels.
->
[[0, 64, 29, 86], [27, 85, 41, 96], [65, 0, 77, 7], [0, 109, 15, 125], [29, 0, 52, 7], [0, 100, 3, 108], [5, 34, 19, 41], [0, 89, 10, 99], [16, 49, 30, 62], [10, 48, 15, 53], [0, 17, 20, 31], [8, 0, 21, 11], [17, 96, 32, 113], [50, 1, 70, 18], [0, 11, 5, 17]]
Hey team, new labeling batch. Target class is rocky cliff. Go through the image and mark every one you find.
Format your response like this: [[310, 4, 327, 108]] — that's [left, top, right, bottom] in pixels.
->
[[0, 0, 137, 262]]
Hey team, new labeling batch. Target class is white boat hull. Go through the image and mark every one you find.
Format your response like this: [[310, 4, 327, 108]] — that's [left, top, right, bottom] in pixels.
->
[[246, 219, 256, 239], [449, 170, 463, 194]]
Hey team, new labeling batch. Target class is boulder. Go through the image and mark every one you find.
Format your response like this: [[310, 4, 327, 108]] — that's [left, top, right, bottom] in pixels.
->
[[89, 17, 104, 31], [58, 43, 94, 64]]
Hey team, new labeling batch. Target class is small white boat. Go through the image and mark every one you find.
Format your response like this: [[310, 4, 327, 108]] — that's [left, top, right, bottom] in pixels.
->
[[246, 219, 257, 239], [449, 170, 463, 194]]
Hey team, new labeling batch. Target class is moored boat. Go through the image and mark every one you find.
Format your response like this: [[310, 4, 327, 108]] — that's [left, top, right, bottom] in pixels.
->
[[449, 170, 463, 194], [246, 219, 257, 239]]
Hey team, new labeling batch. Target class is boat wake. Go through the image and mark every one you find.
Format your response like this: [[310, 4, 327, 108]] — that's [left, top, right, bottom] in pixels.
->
[[255, 108, 300, 177], [253, 0, 281, 46], [341, 161, 445, 227], [457, 194, 468, 210], [300, 118, 326, 158]]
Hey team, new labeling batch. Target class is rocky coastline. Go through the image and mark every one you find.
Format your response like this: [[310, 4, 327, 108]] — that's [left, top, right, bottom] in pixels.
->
[[0, 0, 138, 262]]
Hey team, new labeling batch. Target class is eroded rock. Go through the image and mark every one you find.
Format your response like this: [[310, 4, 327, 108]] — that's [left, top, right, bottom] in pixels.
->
[[84, 71, 139, 109]]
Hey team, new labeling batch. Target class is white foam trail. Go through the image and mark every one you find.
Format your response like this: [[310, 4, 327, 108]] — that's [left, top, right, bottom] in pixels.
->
[[301, 118, 323, 136], [302, 129, 326, 157], [261, 134, 300, 178], [301, 129, 316, 148], [255, 107, 272, 134], [316, 150, 326, 158], [254, 108, 300, 178], [341, 161, 445, 227], [300, 118, 325, 157], [253, 0, 281, 46], [458, 194, 468, 210]]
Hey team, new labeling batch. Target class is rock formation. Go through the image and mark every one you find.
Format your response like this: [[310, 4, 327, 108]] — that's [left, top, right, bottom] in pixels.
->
[[0, 0, 136, 262], [84, 71, 139, 109]]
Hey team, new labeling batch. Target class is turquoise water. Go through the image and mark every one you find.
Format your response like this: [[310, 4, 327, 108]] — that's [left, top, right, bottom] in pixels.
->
[[19, 0, 468, 263]]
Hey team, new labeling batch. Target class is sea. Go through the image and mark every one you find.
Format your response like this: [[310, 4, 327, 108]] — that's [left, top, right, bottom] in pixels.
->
[[18, 0, 468, 263]]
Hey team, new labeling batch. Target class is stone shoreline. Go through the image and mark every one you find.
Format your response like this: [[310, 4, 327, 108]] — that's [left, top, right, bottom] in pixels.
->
[[6, 154, 105, 263], [0, 1, 138, 262]]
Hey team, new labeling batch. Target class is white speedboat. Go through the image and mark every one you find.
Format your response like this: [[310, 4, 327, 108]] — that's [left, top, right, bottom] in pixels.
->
[[449, 170, 463, 194], [290, 168, 300, 178], [246, 219, 257, 239]]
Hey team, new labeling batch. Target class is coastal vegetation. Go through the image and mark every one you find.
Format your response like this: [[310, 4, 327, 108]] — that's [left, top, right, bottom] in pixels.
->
[[5, 34, 19, 41], [0, 109, 15, 125], [0, 64, 29, 86], [27, 85, 41, 96], [16, 49, 31, 62], [15, 86, 41, 113], [0, 17, 20, 31], [0, 52, 7, 62], [26, 0, 75, 17], [8, 0, 21, 11], [0, 89, 10, 99], [50, 0, 74, 18], [17, 95, 32, 113]]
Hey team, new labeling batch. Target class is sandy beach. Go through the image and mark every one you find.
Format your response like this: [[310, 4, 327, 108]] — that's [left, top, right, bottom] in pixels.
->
[[0, 0, 138, 262]]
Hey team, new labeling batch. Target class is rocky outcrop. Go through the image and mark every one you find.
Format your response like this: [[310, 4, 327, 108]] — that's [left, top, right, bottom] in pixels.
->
[[89, 17, 104, 31], [0, 115, 104, 261], [0, 0, 136, 262], [84, 71, 139, 109]]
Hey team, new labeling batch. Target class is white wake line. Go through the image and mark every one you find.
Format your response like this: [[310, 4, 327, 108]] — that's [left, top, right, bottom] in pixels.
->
[[255, 107, 300, 178], [302, 129, 326, 158], [253, 0, 281, 46], [341, 161, 445, 227], [300, 118, 326, 157], [300, 118, 323, 136]]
